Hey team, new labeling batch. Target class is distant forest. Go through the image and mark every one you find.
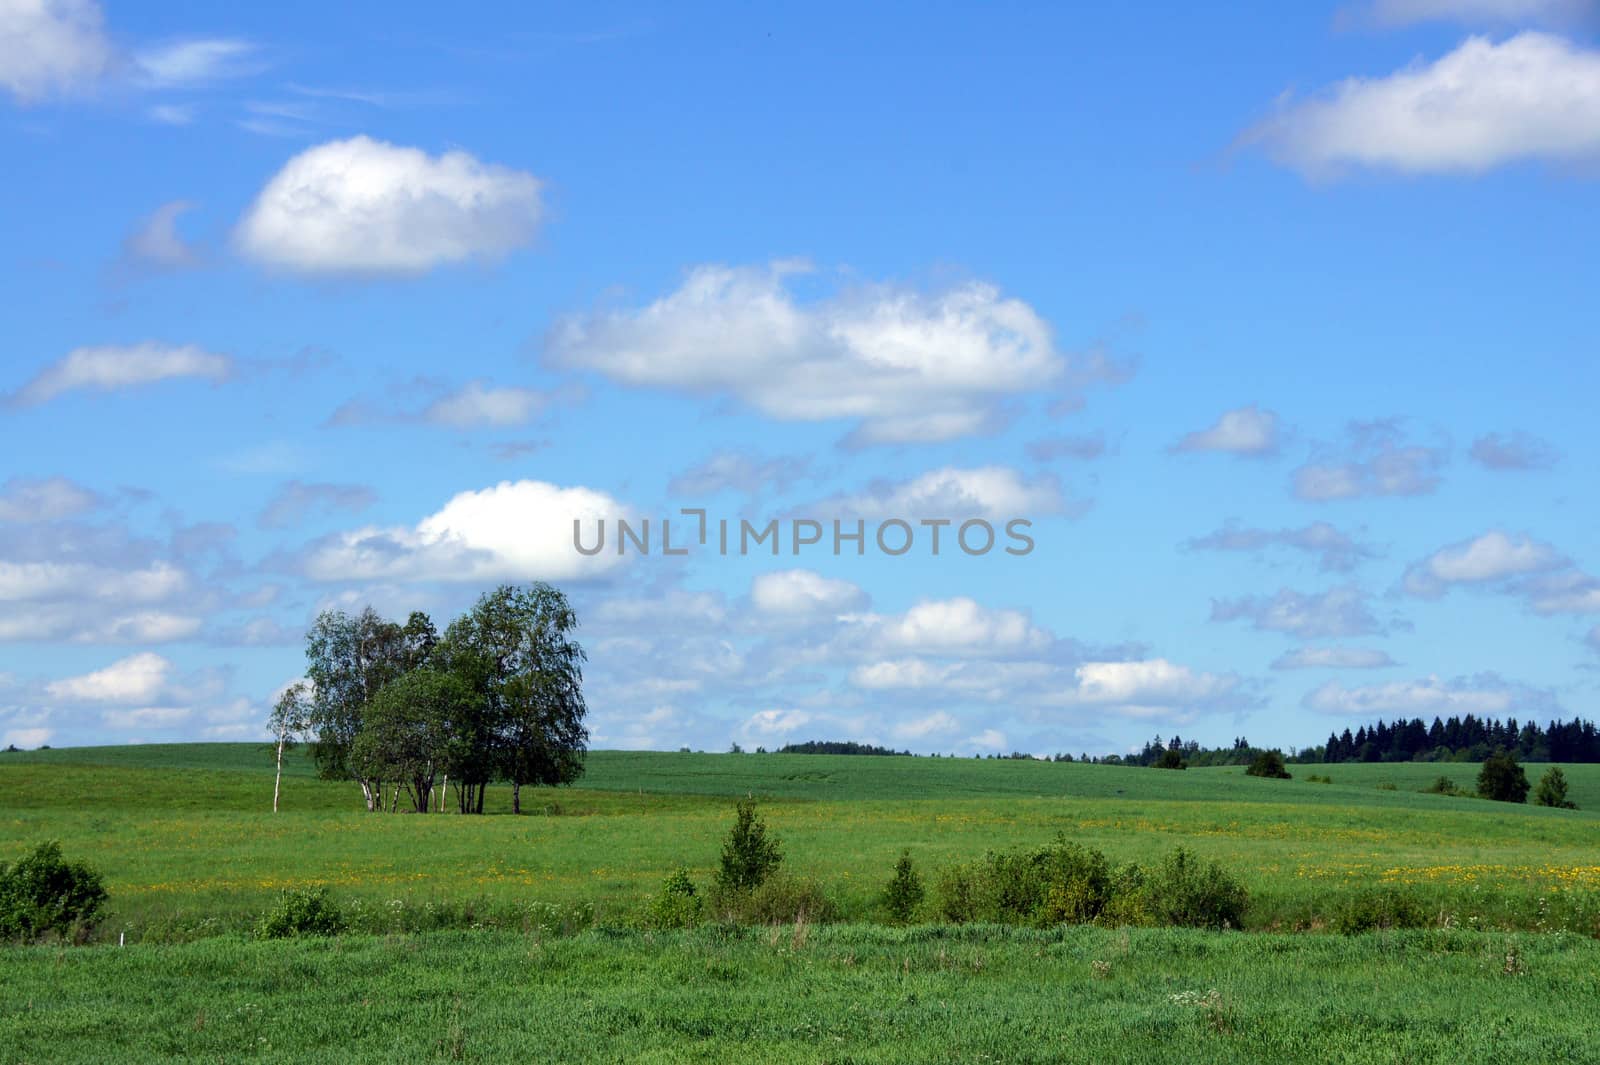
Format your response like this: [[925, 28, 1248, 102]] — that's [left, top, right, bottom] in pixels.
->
[[768, 715, 1600, 766]]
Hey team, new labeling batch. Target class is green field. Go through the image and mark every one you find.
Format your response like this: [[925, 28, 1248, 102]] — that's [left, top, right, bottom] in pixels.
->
[[2, 745, 1598, 1062]]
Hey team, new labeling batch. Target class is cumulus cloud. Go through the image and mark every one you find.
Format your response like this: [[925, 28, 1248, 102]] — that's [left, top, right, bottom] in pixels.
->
[[45, 651, 170, 703], [1272, 646, 1398, 670], [8, 342, 232, 407], [547, 262, 1109, 445], [1172, 405, 1280, 457], [891, 711, 961, 740], [2, 726, 53, 748], [1293, 420, 1445, 501], [1304, 673, 1556, 716], [0, 477, 100, 522], [302, 479, 631, 583], [1403, 530, 1564, 595], [257, 480, 377, 530], [1211, 584, 1389, 639], [235, 136, 543, 276], [851, 597, 1051, 657], [0, 0, 113, 103], [1400, 530, 1600, 613], [750, 569, 868, 618], [1469, 431, 1558, 471], [1186, 520, 1374, 573], [1054, 659, 1244, 719], [1248, 33, 1600, 177], [807, 466, 1073, 522]]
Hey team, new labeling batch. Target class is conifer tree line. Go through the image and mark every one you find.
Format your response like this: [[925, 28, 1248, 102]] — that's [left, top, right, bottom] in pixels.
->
[[270, 583, 588, 814], [1318, 715, 1600, 764]]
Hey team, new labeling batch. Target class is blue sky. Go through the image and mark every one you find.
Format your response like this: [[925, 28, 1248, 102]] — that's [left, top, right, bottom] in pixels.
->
[[3, 0, 1599, 756]]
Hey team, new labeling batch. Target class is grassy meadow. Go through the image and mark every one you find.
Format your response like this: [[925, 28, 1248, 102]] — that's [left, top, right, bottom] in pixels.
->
[[3, 744, 1600, 1062], [1, 744, 1597, 937]]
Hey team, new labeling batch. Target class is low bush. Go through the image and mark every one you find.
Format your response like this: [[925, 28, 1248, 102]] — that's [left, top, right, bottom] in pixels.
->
[[0, 841, 108, 943], [645, 868, 703, 929], [1141, 846, 1248, 930], [937, 836, 1111, 926], [255, 887, 346, 939], [1245, 751, 1292, 779], [1477, 750, 1529, 803], [713, 874, 836, 925], [1424, 775, 1469, 797]]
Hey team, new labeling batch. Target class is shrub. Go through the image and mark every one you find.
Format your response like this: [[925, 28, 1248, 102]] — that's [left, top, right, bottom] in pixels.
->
[[255, 887, 346, 939], [1245, 750, 1292, 779], [1477, 750, 1530, 803], [645, 868, 703, 929], [1333, 888, 1429, 934], [1141, 846, 1248, 930], [1534, 766, 1577, 809], [882, 851, 925, 923], [738, 874, 836, 925], [1425, 775, 1460, 795], [937, 836, 1111, 926], [715, 800, 783, 893], [0, 841, 108, 942], [1099, 863, 1156, 927]]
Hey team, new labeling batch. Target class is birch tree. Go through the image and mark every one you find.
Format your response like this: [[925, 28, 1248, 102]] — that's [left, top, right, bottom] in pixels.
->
[[268, 682, 311, 813]]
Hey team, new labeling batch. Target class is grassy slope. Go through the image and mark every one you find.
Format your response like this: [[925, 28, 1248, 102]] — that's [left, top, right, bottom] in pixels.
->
[[3, 926, 1597, 1065], [2, 745, 1598, 937], [3, 745, 1599, 1063]]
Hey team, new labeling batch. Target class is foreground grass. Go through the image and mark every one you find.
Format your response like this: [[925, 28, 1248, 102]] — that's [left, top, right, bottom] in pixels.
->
[[3, 746, 1599, 940], [3, 925, 1596, 1064]]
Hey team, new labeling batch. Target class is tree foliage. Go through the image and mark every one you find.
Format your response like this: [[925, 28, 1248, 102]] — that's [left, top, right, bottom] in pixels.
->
[[1533, 766, 1576, 809], [1477, 749, 1530, 803], [716, 800, 783, 893], [290, 583, 588, 814], [0, 841, 107, 942], [1245, 750, 1292, 779]]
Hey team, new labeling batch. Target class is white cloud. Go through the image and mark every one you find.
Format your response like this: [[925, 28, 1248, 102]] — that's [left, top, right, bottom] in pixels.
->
[[668, 451, 811, 497], [9, 342, 231, 406], [1069, 659, 1239, 708], [2, 727, 53, 748], [257, 480, 376, 530], [813, 465, 1071, 521], [856, 597, 1051, 656], [548, 262, 1101, 445], [1404, 530, 1563, 595], [967, 728, 1008, 751], [750, 569, 867, 618], [1304, 673, 1552, 716], [739, 708, 816, 740], [1249, 33, 1600, 177], [421, 382, 549, 428], [121, 200, 200, 270], [0, 476, 99, 522], [1211, 585, 1387, 639], [45, 652, 171, 703], [0, 0, 113, 103], [235, 136, 543, 276], [1173, 405, 1280, 456], [1272, 646, 1397, 670], [0, 560, 188, 603], [303, 479, 631, 583], [850, 658, 955, 690], [1361, 0, 1596, 27]]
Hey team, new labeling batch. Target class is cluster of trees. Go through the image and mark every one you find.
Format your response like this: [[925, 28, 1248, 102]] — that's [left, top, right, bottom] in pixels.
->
[[776, 741, 912, 756], [271, 583, 588, 815], [1320, 716, 1600, 764]]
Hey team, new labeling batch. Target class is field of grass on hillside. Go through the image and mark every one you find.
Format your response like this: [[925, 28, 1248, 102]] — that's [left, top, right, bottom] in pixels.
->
[[2, 744, 1597, 940]]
